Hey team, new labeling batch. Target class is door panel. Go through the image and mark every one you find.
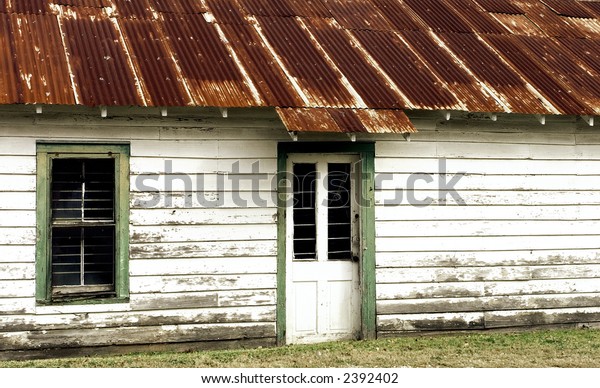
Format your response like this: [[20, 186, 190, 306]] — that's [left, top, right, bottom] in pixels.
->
[[286, 154, 361, 344]]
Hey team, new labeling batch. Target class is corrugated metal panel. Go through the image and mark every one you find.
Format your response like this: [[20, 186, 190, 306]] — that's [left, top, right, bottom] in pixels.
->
[[540, 0, 595, 18], [219, 22, 303, 106], [580, 1, 600, 18], [285, 0, 332, 18], [512, 34, 600, 111], [305, 18, 404, 108], [60, 12, 143, 106], [160, 13, 258, 107], [320, 0, 394, 31], [150, 0, 207, 14], [0, 0, 600, 130], [52, 0, 112, 7], [443, 0, 509, 34], [556, 37, 600, 77], [118, 18, 192, 106], [277, 107, 415, 134], [8, 0, 48, 14], [474, 0, 524, 14], [513, 0, 585, 38], [327, 108, 372, 132], [484, 34, 591, 114], [237, 0, 296, 17], [110, 0, 155, 19], [490, 13, 546, 36], [0, 13, 20, 104], [563, 16, 600, 39], [438, 32, 552, 114], [256, 16, 358, 108], [278, 107, 343, 132], [11, 13, 75, 104], [399, 30, 501, 112], [205, 0, 247, 24], [370, 0, 425, 31], [352, 29, 460, 110], [353, 109, 416, 133], [403, 0, 473, 33]]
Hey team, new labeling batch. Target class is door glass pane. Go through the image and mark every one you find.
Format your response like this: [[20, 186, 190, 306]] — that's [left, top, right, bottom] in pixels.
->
[[293, 163, 317, 260], [328, 163, 352, 260]]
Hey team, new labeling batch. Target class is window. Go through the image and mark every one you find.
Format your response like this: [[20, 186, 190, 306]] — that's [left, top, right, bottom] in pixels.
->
[[291, 158, 359, 261], [36, 144, 129, 303]]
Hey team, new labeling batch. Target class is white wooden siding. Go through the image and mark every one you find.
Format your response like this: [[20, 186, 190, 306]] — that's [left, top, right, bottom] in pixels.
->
[[0, 107, 284, 353], [373, 113, 600, 333], [1, 106, 600, 352]]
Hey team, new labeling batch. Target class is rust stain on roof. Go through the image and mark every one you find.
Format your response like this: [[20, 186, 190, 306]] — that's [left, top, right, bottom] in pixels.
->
[[160, 12, 258, 107], [7, 0, 48, 14], [277, 108, 416, 134], [320, 0, 395, 31], [110, 0, 155, 19], [404, 0, 473, 33], [490, 13, 546, 36], [11, 13, 75, 104], [541, 0, 595, 18], [255, 16, 359, 108], [474, 0, 524, 14], [443, 0, 510, 34], [352, 29, 460, 110], [305, 18, 404, 108], [0, 14, 20, 104], [0, 0, 598, 134]]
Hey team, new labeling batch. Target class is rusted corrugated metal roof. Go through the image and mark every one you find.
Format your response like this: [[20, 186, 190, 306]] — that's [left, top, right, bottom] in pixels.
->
[[305, 18, 404, 108], [219, 22, 303, 106], [352, 29, 461, 110], [541, 0, 595, 18], [255, 16, 359, 108], [398, 30, 501, 112], [277, 108, 416, 134], [160, 12, 259, 107], [443, 0, 510, 34], [404, 0, 473, 33], [438, 32, 554, 114], [7, 0, 48, 14], [111, 0, 154, 19], [11, 14, 75, 105], [151, 0, 207, 14], [474, 0, 524, 14], [0, 14, 20, 104], [321, 0, 395, 31], [484, 34, 592, 114], [0, 0, 599, 134], [119, 18, 192, 106], [60, 10, 143, 106]]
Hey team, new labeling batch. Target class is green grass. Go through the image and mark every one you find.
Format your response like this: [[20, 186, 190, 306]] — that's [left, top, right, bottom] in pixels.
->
[[3, 329, 600, 368]]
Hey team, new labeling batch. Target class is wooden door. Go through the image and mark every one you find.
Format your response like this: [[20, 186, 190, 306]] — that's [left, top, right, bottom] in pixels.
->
[[285, 154, 361, 344]]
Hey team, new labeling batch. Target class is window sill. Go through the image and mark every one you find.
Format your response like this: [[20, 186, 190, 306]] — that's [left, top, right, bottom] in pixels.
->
[[36, 297, 130, 307]]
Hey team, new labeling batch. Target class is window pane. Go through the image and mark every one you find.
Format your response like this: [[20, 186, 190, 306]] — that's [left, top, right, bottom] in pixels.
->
[[52, 159, 84, 220], [293, 163, 317, 260], [328, 163, 352, 260], [84, 159, 115, 220], [83, 226, 115, 285], [51, 226, 82, 286], [52, 158, 115, 221], [51, 226, 115, 287]]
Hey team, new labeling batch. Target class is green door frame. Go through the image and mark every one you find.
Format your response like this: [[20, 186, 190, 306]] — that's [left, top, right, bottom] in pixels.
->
[[276, 142, 376, 345]]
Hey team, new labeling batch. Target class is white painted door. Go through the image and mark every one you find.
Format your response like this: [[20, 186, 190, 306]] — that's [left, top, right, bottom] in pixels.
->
[[286, 154, 361, 344]]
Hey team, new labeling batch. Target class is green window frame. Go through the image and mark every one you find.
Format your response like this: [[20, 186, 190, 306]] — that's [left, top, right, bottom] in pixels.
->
[[36, 143, 130, 305]]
